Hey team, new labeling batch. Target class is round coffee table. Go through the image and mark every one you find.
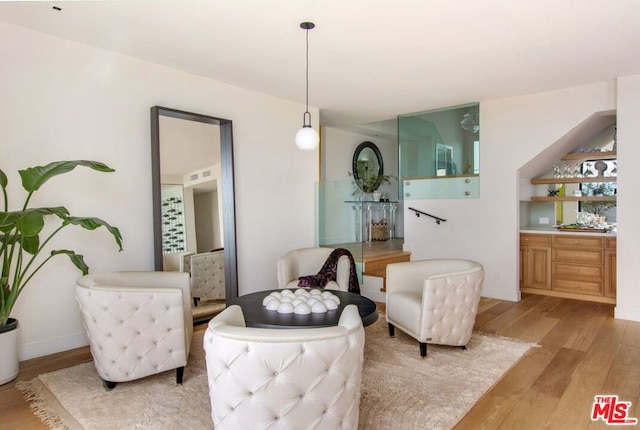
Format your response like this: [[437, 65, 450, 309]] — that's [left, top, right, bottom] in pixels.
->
[[228, 289, 378, 328]]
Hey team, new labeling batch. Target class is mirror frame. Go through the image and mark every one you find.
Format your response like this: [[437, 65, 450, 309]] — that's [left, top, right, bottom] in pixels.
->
[[352, 141, 384, 193], [150, 106, 238, 301]]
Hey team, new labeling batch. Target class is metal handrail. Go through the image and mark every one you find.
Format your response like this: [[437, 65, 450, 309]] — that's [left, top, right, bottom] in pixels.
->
[[408, 207, 447, 224]]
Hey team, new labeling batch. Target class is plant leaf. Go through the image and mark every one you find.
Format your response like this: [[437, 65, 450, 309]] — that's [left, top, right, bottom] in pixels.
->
[[22, 235, 40, 255], [19, 161, 115, 193], [64, 217, 123, 251], [0, 169, 7, 189], [51, 250, 89, 275], [0, 207, 69, 236]]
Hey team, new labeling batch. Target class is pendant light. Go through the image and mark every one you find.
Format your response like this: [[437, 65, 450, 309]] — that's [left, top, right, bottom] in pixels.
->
[[295, 21, 319, 151]]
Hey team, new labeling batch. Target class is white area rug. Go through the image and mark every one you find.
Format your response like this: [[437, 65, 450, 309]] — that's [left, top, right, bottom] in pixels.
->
[[17, 315, 533, 430]]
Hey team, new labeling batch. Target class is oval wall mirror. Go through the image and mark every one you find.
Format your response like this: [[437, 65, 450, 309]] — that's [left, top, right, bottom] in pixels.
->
[[352, 141, 384, 193], [150, 106, 238, 302]]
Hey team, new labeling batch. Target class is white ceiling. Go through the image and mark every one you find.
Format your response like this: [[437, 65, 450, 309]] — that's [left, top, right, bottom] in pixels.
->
[[2, 0, 640, 130]]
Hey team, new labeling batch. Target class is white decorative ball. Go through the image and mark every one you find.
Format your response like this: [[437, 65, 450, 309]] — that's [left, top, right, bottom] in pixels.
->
[[277, 302, 295, 314], [266, 299, 281, 310], [312, 302, 328, 313], [294, 303, 312, 315], [282, 289, 295, 296], [263, 295, 276, 306], [324, 299, 339, 310], [280, 296, 293, 303], [309, 289, 322, 296], [294, 288, 306, 296], [326, 295, 340, 304]]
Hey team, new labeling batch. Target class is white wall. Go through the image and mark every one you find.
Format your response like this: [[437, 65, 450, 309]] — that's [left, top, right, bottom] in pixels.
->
[[404, 81, 620, 302], [0, 22, 318, 359], [615, 75, 640, 321]]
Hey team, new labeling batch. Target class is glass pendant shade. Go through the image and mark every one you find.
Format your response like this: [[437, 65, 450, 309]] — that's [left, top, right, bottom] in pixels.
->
[[295, 125, 319, 151]]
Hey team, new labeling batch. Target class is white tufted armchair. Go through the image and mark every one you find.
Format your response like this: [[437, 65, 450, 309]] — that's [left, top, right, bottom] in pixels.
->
[[386, 259, 484, 357], [188, 249, 226, 301], [204, 304, 365, 429], [277, 247, 350, 291], [75, 271, 193, 390]]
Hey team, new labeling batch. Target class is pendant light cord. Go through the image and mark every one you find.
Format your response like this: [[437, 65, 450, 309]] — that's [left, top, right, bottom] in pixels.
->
[[303, 26, 311, 126]]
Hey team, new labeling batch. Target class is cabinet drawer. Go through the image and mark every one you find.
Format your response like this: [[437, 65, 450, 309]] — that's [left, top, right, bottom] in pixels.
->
[[552, 248, 603, 264], [553, 263, 603, 281], [521, 234, 551, 247], [553, 279, 603, 296], [552, 235, 603, 250], [605, 237, 617, 250]]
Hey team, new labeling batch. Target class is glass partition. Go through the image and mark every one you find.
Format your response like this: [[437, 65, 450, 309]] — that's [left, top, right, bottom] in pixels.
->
[[317, 180, 364, 283], [399, 103, 480, 200]]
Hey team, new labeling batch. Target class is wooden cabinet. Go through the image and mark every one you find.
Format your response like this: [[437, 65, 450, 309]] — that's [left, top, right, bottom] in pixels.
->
[[520, 234, 551, 290], [604, 237, 617, 298], [552, 235, 604, 297], [520, 233, 616, 303]]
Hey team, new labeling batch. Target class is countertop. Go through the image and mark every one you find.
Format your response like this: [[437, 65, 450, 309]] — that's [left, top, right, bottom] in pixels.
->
[[520, 226, 616, 237]]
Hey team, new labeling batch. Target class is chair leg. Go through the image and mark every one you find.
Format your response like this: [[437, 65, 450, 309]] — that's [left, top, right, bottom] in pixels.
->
[[102, 379, 117, 391], [176, 366, 185, 385], [388, 323, 395, 337], [420, 342, 427, 357]]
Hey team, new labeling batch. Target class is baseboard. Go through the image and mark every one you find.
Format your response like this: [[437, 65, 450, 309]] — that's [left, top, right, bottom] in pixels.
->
[[614, 306, 640, 322], [19, 331, 89, 361], [480, 285, 520, 302]]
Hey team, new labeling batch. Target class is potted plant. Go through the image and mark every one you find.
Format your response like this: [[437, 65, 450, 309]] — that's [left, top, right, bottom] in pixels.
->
[[349, 172, 396, 199], [0, 160, 123, 384]]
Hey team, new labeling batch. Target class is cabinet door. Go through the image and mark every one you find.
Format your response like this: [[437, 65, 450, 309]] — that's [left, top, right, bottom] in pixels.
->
[[528, 246, 552, 290], [604, 249, 617, 298]]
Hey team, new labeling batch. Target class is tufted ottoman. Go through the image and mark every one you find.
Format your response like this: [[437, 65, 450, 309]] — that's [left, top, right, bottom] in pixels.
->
[[385, 259, 484, 357]]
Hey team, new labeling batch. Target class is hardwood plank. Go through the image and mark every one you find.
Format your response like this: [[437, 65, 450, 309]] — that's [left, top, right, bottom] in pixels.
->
[[601, 345, 640, 399], [498, 390, 559, 430], [497, 296, 563, 339], [530, 348, 585, 398], [543, 316, 627, 429], [480, 294, 546, 335]]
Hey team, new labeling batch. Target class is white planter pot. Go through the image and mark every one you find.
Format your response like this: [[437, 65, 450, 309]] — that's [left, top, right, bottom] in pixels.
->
[[372, 191, 382, 202], [0, 319, 19, 385]]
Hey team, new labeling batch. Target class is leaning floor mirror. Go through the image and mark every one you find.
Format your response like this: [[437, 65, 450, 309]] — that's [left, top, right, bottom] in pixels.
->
[[150, 106, 238, 324]]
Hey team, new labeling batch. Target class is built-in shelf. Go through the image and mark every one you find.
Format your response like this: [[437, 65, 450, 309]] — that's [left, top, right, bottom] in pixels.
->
[[531, 196, 616, 202], [561, 151, 616, 161], [531, 176, 616, 185]]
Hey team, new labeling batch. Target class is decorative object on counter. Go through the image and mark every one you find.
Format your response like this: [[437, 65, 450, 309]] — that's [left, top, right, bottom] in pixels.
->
[[372, 190, 382, 202], [262, 289, 340, 314]]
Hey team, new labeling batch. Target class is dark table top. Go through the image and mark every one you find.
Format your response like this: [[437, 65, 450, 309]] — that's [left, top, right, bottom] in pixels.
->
[[228, 289, 379, 328]]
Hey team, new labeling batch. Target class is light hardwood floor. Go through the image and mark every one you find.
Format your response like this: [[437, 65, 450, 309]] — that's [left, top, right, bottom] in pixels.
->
[[2, 294, 639, 429]]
